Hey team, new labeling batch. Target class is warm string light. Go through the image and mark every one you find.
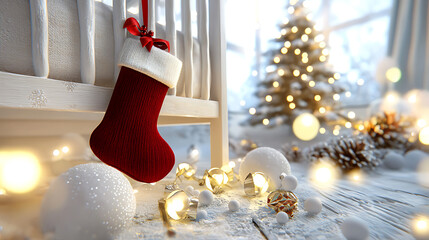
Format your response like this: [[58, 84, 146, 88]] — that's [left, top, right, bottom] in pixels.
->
[[309, 81, 315, 87], [274, 56, 280, 63], [319, 107, 326, 114], [288, 6, 295, 14], [284, 41, 291, 48], [305, 27, 312, 34], [412, 215, 429, 237], [307, 66, 313, 72], [357, 79, 365, 86], [345, 122, 352, 128], [319, 127, 326, 134], [301, 34, 309, 42], [293, 70, 300, 77], [291, 26, 298, 33], [419, 126, 429, 145], [294, 49, 301, 55], [281, 29, 287, 35], [286, 95, 294, 102], [310, 161, 338, 189], [281, 47, 288, 54], [265, 95, 273, 102], [319, 41, 326, 48], [289, 103, 296, 109], [273, 81, 280, 88], [240, 100, 246, 106], [333, 94, 340, 101], [348, 111, 356, 119], [328, 77, 335, 84], [263, 118, 270, 125], [386, 67, 401, 82], [244, 172, 269, 196], [301, 74, 309, 81], [249, 108, 256, 115], [278, 69, 285, 76], [292, 113, 320, 141], [345, 91, 352, 98], [0, 151, 41, 194], [319, 55, 327, 62], [314, 95, 321, 101]]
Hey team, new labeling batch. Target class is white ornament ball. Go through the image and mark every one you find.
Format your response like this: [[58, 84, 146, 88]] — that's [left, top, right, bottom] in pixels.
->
[[304, 197, 322, 215], [276, 212, 289, 225], [185, 185, 194, 195], [383, 151, 405, 170], [228, 200, 240, 212], [239, 147, 292, 190], [340, 216, 370, 240], [405, 150, 429, 170], [196, 210, 208, 221], [282, 175, 298, 191], [198, 190, 214, 206], [41, 163, 136, 240]]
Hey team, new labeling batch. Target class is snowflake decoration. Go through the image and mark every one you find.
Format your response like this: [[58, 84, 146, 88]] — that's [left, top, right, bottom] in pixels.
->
[[64, 82, 77, 92], [28, 89, 47, 108]]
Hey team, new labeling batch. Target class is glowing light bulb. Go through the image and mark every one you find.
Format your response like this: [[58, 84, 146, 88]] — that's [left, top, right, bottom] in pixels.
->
[[333, 94, 340, 101], [294, 49, 301, 55], [358, 124, 365, 131], [348, 170, 364, 184], [291, 26, 298, 33], [283, 18, 289, 24], [316, 167, 331, 183], [274, 56, 280, 63], [315, 34, 324, 42], [0, 151, 41, 194], [319, 41, 326, 48], [333, 73, 341, 79], [249, 108, 256, 115], [293, 70, 300, 77], [278, 69, 285, 76], [307, 66, 313, 72], [357, 79, 365, 86], [62, 146, 70, 153], [348, 111, 356, 119], [265, 95, 272, 102], [293, 113, 320, 141], [309, 81, 315, 87], [310, 161, 338, 188], [345, 91, 351, 97], [319, 107, 326, 114], [240, 100, 246, 106], [288, 6, 295, 14], [319, 55, 326, 62], [319, 127, 326, 134], [301, 34, 309, 42], [284, 41, 291, 48], [53, 149, 60, 156], [204, 168, 228, 193], [314, 95, 321, 101], [322, 49, 329, 55], [386, 67, 401, 82], [281, 29, 287, 35], [252, 70, 258, 76], [333, 129, 340, 135], [289, 103, 296, 109], [302, 58, 309, 63], [412, 215, 429, 237], [419, 126, 429, 145], [263, 118, 270, 125], [328, 77, 335, 84], [273, 81, 280, 88], [302, 52, 308, 58], [345, 122, 352, 128], [305, 27, 312, 34], [287, 95, 294, 102], [176, 162, 196, 179], [301, 74, 308, 81], [417, 119, 427, 128], [281, 47, 288, 54]]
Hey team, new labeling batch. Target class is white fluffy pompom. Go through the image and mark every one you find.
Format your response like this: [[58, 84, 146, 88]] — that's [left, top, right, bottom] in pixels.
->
[[228, 200, 240, 212], [304, 197, 322, 215], [282, 175, 298, 191], [199, 190, 214, 206], [239, 147, 292, 190], [41, 163, 136, 240], [185, 185, 194, 195], [276, 212, 289, 225], [196, 210, 208, 221], [383, 151, 405, 170], [340, 216, 369, 240]]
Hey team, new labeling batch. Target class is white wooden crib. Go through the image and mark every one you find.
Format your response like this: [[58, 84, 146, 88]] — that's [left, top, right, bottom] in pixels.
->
[[0, 0, 228, 168]]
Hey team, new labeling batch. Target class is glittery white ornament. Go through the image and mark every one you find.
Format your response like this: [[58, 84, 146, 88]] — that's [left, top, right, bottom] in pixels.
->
[[383, 151, 405, 170], [196, 210, 208, 221], [198, 190, 214, 206], [282, 175, 298, 191], [304, 197, 322, 215], [340, 216, 369, 240], [239, 147, 291, 190], [41, 163, 136, 240], [228, 200, 240, 212], [276, 212, 289, 225]]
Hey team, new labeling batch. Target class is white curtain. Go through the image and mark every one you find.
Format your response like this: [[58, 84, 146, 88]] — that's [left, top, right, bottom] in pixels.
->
[[387, 0, 429, 92]]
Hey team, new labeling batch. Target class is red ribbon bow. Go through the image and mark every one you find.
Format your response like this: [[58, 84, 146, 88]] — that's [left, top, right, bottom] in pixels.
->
[[123, 17, 170, 52]]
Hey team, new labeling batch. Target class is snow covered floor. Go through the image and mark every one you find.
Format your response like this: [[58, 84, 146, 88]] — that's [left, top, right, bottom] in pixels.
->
[[119, 162, 429, 240]]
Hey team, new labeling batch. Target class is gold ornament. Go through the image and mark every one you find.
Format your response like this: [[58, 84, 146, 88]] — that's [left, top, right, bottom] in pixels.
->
[[244, 172, 269, 197], [175, 162, 196, 180], [164, 189, 198, 221], [200, 168, 228, 193], [267, 190, 298, 218]]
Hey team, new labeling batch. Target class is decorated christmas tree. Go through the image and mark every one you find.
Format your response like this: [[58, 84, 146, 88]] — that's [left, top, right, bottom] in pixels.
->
[[248, 0, 346, 127]]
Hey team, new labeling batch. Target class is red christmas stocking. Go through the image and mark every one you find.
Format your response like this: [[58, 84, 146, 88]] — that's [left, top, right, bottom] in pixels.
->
[[90, 38, 182, 183]]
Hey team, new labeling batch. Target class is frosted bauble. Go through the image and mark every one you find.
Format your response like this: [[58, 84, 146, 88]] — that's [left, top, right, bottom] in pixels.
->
[[239, 147, 291, 190], [41, 163, 136, 240], [340, 217, 369, 240]]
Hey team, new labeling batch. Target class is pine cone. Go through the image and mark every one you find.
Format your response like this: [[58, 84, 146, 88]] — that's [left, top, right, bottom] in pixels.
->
[[365, 112, 413, 150], [281, 142, 302, 162], [309, 135, 382, 172]]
